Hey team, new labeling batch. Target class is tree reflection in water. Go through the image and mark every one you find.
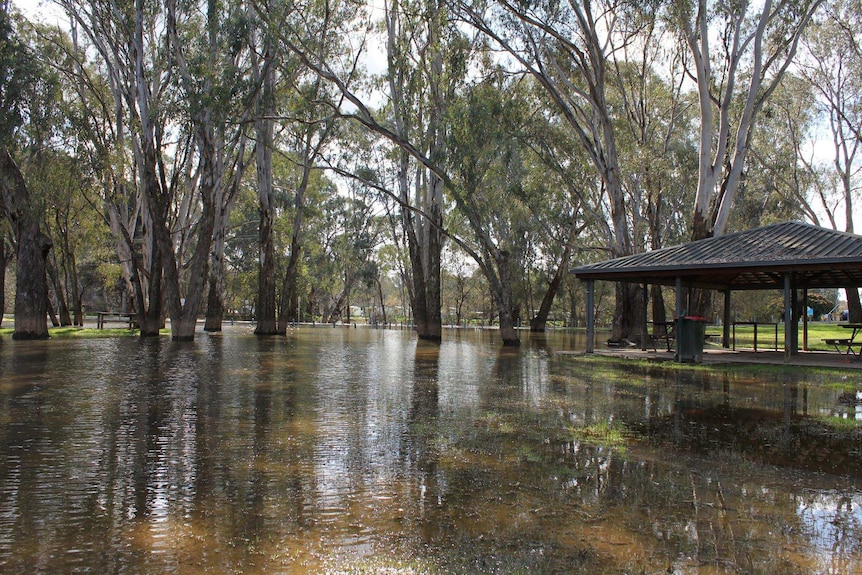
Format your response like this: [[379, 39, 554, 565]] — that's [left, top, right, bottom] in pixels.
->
[[0, 327, 860, 574]]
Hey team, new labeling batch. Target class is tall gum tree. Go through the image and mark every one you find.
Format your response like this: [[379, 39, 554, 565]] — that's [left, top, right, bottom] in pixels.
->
[[671, 0, 824, 241], [0, 150, 52, 339], [382, 0, 461, 341], [271, 0, 461, 341], [797, 0, 862, 320], [0, 7, 53, 339], [445, 76, 557, 345], [276, 77, 337, 332], [47, 10, 162, 334], [61, 0, 245, 340], [455, 0, 643, 341]]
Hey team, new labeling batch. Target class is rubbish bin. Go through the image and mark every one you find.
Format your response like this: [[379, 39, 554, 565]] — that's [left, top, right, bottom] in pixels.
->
[[676, 316, 706, 363]]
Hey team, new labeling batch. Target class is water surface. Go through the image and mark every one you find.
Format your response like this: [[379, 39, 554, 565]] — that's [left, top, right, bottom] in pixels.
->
[[1, 327, 861, 573]]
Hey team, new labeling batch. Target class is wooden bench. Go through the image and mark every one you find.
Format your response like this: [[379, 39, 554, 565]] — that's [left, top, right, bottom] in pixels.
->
[[824, 338, 856, 357], [648, 333, 674, 351], [96, 311, 138, 329]]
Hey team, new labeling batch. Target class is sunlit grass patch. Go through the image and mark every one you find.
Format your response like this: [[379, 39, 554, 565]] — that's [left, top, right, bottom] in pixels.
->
[[810, 413, 862, 430], [566, 353, 853, 380], [568, 420, 632, 450], [323, 554, 439, 574], [823, 380, 862, 393], [50, 326, 140, 337]]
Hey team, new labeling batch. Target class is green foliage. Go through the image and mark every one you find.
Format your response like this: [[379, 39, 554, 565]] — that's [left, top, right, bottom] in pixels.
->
[[0, 8, 45, 144]]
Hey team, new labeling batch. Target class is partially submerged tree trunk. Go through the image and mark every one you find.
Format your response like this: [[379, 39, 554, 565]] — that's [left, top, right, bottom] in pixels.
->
[[0, 235, 8, 328], [0, 149, 52, 339], [252, 38, 279, 336], [254, 133, 278, 335], [278, 149, 311, 332], [530, 237, 573, 333], [204, 132, 245, 332], [203, 272, 225, 331], [385, 2, 444, 342], [493, 257, 520, 346], [47, 261, 73, 326]]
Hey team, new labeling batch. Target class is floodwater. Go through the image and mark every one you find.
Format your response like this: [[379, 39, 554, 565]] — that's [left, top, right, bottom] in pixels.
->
[[1, 327, 861, 574]]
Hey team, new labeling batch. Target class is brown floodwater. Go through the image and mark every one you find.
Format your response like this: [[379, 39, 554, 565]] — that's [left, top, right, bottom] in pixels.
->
[[1, 326, 861, 574]]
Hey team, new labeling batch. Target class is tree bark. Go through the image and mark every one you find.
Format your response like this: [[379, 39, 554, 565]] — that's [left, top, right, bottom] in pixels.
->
[[494, 255, 519, 346], [385, 2, 443, 342], [0, 148, 52, 339], [47, 261, 73, 326], [278, 158, 310, 332], [254, 143, 278, 334], [530, 239, 572, 333], [0, 235, 7, 327], [253, 39, 279, 336]]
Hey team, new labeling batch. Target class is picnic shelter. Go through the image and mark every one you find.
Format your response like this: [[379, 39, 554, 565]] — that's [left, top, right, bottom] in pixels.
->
[[570, 221, 862, 361]]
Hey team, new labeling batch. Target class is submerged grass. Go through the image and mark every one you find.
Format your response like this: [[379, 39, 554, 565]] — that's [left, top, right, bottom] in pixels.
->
[[568, 420, 632, 450]]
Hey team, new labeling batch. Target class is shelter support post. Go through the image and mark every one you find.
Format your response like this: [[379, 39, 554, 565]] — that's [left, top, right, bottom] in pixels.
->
[[642, 282, 648, 351], [791, 279, 799, 355], [585, 279, 595, 354], [784, 274, 792, 362], [674, 277, 683, 361], [723, 289, 731, 348], [802, 289, 809, 351]]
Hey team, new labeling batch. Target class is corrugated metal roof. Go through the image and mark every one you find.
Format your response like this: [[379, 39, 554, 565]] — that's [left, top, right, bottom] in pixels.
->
[[571, 221, 862, 289]]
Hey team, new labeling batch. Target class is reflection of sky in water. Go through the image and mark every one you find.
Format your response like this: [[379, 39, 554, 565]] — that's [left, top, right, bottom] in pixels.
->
[[797, 491, 862, 561]]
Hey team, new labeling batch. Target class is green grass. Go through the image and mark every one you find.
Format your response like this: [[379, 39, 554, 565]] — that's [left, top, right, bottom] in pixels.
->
[[568, 420, 632, 449], [708, 321, 859, 352], [0, 324, 168, 338], [568, 351, 851, 379]]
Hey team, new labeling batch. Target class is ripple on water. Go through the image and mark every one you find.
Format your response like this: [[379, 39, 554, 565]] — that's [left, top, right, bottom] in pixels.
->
[[1, 329, 861, 574]]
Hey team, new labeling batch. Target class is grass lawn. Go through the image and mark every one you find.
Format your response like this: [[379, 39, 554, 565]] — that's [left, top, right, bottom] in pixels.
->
[[707, 322, 858, 352], [0, 316, 168, 338]]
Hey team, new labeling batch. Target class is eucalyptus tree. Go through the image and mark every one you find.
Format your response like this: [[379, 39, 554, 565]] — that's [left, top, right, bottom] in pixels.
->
[[268, 0, 471, 341], [57, 0, 181, 336], [6, 20, 112, 328], [668, 0, 824, 240], [798, 0, 862, 319], [606, 18, 697, 325], [0, 6, 55, 339], [380, 0, 467, 341], [168, 0, 256, 338], [276, 70, 341, 332], [38, 153, 100, 327], [453, 0, 647, 341], [443, 75, 536, 344], [48, 19, 158, 334], [517, 114, 590, 332], [731, 75, 817, 230], [246, 0, 343, 335], [56, 0, 254, 339], [249, 0, 281, 335]]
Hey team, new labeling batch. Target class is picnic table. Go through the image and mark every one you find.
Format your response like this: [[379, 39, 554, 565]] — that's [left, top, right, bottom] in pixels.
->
[[96, 311, 137, 329], [648, 321, 676, 352], [824, 323, 862, 358]]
